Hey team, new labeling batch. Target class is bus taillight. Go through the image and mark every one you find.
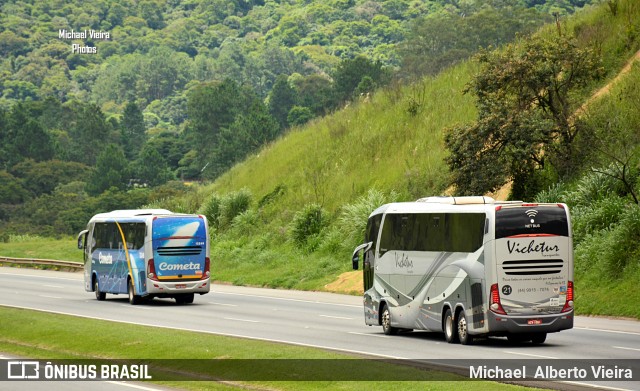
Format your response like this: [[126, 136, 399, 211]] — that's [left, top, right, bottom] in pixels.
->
[[561, 281, 574, 313], [490, 283, 507, 315], [202, 257, 210, 279], [147, 258, 158, 281]]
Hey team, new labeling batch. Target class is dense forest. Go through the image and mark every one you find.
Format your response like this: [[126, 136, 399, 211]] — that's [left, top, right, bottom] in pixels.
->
[[0, 0, 596, 237]]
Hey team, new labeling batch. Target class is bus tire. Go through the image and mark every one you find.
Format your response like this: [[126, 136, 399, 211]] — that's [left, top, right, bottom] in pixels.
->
[[94, 278, 105, 301], [176, 293, 194, 304], [457, 311, 474, 345], [381, 304, 398, 335], [444, 308, 459, 343], [128, 279, 140, 305], [531, 333, 547, 345]]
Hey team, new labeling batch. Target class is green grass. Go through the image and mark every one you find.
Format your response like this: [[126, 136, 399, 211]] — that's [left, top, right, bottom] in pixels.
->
[[0, 235, 82, 263], [0, 306, 532, 391]]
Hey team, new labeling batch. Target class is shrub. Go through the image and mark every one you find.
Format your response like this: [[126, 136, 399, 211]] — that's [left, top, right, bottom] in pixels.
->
[[220, 189, 252, 229], [566, 167, 626, 208], [290, 204, 328, 247], [336, 189, 398, 249], [198, 193, 223, 229], [571, 197, 628, 243]]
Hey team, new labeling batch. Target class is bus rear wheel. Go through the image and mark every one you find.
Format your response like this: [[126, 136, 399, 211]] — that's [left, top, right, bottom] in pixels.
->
[[444, 308, 459, 343], [128, 279, 141, 305], [175, 293, 194, 304], [381, 304, 398, 335], [94, 278, 105, 301], [458, 311, 474, 345], [531, 333, 547, 345]]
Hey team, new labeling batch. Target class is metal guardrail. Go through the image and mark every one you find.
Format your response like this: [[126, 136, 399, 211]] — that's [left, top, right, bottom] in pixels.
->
[[0, 256, 83, 270]]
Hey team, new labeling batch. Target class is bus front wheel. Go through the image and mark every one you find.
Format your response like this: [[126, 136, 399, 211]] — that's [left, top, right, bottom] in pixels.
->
[[128, 279, 141, 305], [94, 278, 105, 301], [381, 304, 398, 335], [444, 308, 459, 343]]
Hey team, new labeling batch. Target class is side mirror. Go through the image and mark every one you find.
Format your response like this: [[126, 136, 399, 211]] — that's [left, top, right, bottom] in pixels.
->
[[77, 230, 88, 250], [351, 242, 373, 271]]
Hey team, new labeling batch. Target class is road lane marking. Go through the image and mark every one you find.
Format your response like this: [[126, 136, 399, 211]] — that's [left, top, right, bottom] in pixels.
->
[[503, 351, 558, 359], [105, 381, 168, 391], [120, 305, 151, 310], [210, 302, 238, 307], [0, 272, 81, 282], [348, 332, 390, 338], [223, 317, 261, 323], [212, 291, 360, 308], [574, 327, 640, 336], [561, 381, 635, 391], [38, 295, 62, 299], [613, 346, 640, 352], [43, 284, 65, 289], [319, 314, 354, 320]]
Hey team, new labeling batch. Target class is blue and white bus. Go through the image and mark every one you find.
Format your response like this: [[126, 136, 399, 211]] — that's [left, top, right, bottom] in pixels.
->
[[77, 209, 211, 305]]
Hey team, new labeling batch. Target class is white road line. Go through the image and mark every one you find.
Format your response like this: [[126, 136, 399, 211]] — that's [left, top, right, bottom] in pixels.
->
[[210, 302, 238, 307], [38, 295, 62, 299], [223, 317, 261, 323], [561, 381, 635, 391], [0, 272, 81, 282], [120, 305, 150, 310], [502, 351, 558, 359], [613, 346, 640, 352], [348, 332, 390, 338], [574, 327, 640, 336], [43, 284, 65, 289], [0, 304, 409, 360], [319, 314, 354, 320], [212, 290, 360, 308], [105, 381, 168, 391]]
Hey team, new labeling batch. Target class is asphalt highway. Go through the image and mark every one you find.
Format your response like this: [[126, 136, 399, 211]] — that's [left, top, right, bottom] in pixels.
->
[[0, 267, 639, 390]]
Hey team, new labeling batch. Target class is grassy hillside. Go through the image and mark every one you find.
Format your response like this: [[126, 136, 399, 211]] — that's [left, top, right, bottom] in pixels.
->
[[144, 1, 640, 317]]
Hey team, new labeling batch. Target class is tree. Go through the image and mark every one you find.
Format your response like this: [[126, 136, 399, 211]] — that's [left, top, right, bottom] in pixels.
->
[[288, 106, 313, 126], [10, 159, 91, 196], [120, 101, 147, 159], [68, 102, 110, 166], [268, 75, 297, 129], [444, 35, 603, 198], [87, 144, 130, 196], [2, 104, 55, 168], [134, 145, 174, 187], [332, 56, 390, 105], [186, 79, 258, 178]]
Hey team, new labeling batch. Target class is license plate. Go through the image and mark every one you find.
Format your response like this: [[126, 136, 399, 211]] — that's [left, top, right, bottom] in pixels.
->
[[175, 284, 186, 289], [527, 319, 542, 325]]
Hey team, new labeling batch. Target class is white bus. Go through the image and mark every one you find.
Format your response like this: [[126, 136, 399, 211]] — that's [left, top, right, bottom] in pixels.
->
[[351, 196, 574, 345], [77, 209, 211, 305]]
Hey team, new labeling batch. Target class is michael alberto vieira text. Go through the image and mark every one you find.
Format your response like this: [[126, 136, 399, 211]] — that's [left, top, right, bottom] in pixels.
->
[[470, 365, 633, 380]]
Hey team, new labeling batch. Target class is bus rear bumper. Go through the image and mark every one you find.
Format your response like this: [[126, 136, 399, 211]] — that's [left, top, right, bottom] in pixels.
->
[[485, 311, 574, 335], [145, 278, 210, 296]]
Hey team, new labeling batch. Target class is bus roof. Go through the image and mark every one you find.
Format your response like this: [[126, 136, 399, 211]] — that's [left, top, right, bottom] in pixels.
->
[[89, 209, 174, 221], [369, 197, 566, 218]]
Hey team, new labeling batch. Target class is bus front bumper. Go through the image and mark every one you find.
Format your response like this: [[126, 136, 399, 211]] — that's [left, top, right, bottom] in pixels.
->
[[145, 278, 210, 296], [486, 310, 574, 335]]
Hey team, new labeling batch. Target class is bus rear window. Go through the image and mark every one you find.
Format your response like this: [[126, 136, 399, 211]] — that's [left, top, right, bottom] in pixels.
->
[[495, 206, 568, 239]]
